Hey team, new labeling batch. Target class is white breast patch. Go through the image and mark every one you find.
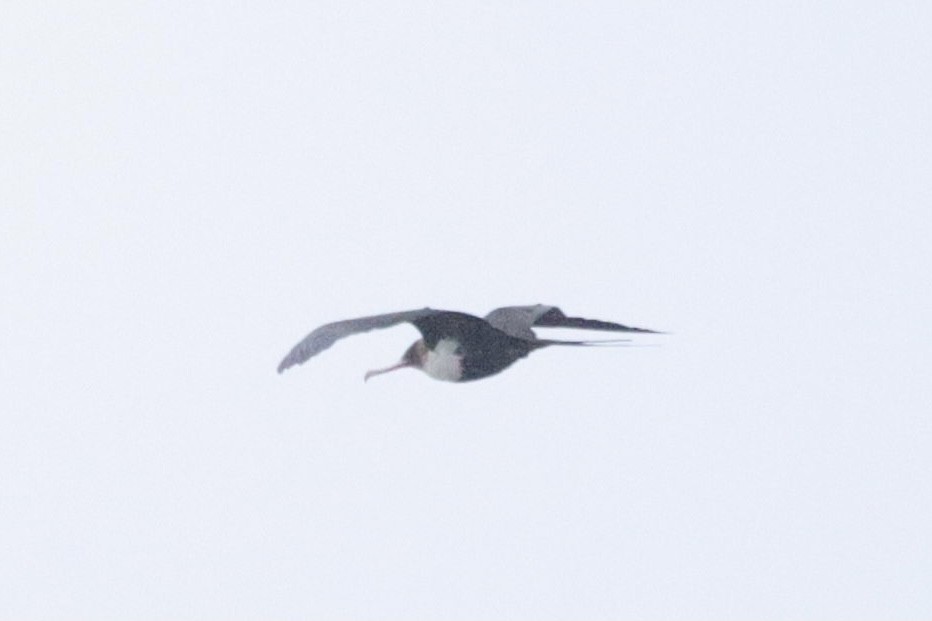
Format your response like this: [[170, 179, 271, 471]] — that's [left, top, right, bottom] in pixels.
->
[[421, 338, 464, 382]]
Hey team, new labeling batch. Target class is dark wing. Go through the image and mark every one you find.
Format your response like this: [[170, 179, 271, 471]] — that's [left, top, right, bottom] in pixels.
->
[[484, 304, 660, 340], [277, 308, 436, 373]]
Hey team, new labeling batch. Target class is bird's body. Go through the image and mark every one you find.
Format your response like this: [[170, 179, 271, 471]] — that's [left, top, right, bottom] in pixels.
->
[[407, 310, 545, 381], [277, 304, 660, 383]]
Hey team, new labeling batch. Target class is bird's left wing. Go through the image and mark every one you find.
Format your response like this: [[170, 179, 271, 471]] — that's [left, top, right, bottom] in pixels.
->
[[277, 308, 436, 373], [485, 304, 660, 340]]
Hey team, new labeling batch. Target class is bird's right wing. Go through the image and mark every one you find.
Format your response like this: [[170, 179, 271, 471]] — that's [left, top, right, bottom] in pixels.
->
[[485, 304, 660, 340], [483, 304, 556, 339], [277, 308, 436, 373]]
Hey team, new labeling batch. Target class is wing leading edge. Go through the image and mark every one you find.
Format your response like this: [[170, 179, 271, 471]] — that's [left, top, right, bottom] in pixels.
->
[[277, 308, 435, 373]]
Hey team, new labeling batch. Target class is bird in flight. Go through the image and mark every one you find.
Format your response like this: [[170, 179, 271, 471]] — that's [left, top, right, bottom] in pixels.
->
[[277, 304, 660, 383]]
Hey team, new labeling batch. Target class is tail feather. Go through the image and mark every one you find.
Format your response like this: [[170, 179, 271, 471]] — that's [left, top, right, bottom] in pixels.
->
[[531, 337, 635, 349]]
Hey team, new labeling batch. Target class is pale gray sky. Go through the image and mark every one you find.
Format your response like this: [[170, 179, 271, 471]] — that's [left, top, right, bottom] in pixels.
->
[[2, 2, 931, 619]]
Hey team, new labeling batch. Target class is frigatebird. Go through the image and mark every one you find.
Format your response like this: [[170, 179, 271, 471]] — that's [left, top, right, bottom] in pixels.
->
[[277, 304, 660, 383]]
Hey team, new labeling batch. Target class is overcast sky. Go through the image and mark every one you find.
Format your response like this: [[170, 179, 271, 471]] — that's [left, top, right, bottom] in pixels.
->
[[2, 2, 931, 619]]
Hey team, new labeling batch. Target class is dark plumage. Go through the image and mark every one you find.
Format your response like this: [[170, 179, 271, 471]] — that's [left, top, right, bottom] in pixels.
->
[[277, 304, 660, 382]]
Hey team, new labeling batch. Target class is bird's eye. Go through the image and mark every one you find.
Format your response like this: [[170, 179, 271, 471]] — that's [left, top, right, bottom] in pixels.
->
[[454, 344, 465, 356]]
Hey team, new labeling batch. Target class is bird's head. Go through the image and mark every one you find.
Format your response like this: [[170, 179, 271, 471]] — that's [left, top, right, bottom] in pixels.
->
[[363, 339, 428, 382]]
